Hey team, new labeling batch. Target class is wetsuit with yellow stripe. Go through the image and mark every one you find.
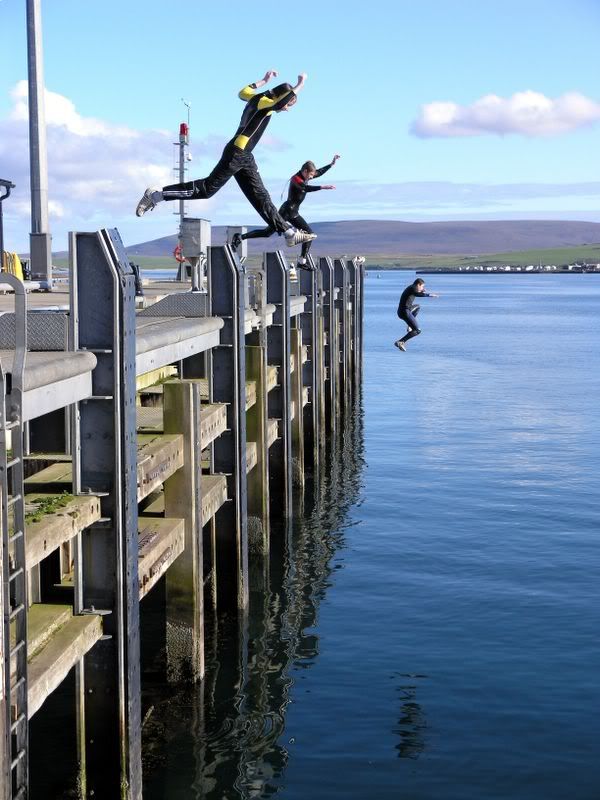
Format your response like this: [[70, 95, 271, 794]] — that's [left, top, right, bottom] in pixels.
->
[[242, 162, 333, 257], [161, 83, 297, 234]]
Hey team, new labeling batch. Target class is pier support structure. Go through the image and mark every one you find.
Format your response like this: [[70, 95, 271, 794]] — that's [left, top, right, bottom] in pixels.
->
[[0, 216, 365, 799], [209, 246, 249, 612], [333, 258, 351, 413], [265, 252, 293, 518], [245, 265, 270, 555], [298, 263, 321, 473], [163, 379, 204, 681], [319, 257, 337, 438], [70, 229, 142, 800]]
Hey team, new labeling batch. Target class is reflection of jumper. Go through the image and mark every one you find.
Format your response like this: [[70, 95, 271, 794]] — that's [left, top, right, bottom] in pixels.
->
[[397, 283, 432, 344], [241, 163, 333, 257], [159, 84, 297, 233]]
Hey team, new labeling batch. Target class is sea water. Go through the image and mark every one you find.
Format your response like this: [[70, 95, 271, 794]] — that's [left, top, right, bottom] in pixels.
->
[[142, 272, 599, 799]]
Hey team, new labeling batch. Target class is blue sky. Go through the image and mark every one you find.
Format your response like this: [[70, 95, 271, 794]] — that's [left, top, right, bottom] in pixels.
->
[[1, 0, 599, 250]]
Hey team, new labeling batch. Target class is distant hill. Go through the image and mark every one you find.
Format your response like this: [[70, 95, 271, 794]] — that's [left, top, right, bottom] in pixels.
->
[[124, 219, 600, 258]]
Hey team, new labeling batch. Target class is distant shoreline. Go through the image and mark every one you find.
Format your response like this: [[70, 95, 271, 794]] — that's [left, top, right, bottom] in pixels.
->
[[414, 267, 600, 275], [363, 266, 600, 274]]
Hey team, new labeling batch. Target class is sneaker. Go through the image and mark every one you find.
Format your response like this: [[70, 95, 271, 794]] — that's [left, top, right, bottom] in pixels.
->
[[297, 256, 315, 271], [394, 340, 406, 351], [285, 229, 317, 247], [230, 233, 242, 252], [135, 187, 160, 217]]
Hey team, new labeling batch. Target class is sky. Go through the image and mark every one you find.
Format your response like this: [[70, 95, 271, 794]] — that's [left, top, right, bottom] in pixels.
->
[[1, 0, 599, 251]]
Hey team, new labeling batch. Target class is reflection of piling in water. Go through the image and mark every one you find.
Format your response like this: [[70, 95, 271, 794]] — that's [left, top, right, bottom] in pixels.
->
[[137, 411, 365, 799], [0, 226, 364, 797], [191, 409, 366, 799], [393, 676, 428, 761]]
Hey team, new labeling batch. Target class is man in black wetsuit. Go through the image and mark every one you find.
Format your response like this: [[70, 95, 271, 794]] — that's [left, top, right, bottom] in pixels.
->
[[135, 70, 316, 249], [231, 155, 340, 268], [395, 278, 439, 351]]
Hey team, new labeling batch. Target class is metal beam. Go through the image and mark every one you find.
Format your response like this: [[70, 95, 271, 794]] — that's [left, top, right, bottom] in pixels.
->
[[319, 257, 337, 437], [298, 263, 321, 473], [70, 228, 142, 799], [333, 258, 350, 413], [265, 251, 292, 517], [209, 245, 249, 611]]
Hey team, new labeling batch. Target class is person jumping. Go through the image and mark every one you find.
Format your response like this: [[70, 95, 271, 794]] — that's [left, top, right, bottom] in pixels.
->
[[231, 155, 340, 268], [135, 70, 316, 250], [395, 278, 439, 351]]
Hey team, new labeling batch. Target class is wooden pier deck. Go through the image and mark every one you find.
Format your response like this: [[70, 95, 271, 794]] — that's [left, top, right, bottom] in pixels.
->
[[0, 230, 364, 799]]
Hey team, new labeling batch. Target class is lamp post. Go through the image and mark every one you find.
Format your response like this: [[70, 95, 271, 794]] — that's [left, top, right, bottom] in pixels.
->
[[26, 0, 52, 287], [176, 100, 191, 281]]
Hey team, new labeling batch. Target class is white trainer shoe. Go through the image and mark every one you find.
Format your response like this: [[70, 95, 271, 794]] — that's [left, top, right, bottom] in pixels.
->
[[136, 187, 160, 217], [285, 229, 317, 247]]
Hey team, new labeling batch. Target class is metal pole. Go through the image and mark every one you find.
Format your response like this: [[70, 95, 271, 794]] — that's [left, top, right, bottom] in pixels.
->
[[178, 129, 185, 239], [26, 0, 52, 285], [176, 101, 191, 281]]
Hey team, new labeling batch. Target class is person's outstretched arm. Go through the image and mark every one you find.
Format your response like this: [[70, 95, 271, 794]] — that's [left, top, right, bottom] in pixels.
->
[[239, 69, 278, 100], [314, 154, 341, 179], [253, 69, 279, 89], [268, 74, 308, 113], [292, 73, 307, 94], [303, 180, 336, 192]]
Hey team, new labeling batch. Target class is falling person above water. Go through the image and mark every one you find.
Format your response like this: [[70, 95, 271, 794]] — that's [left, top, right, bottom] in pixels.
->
[[395, 278, 440, 352], [135, 70, 316, 250], [231, 155, 340, 270]]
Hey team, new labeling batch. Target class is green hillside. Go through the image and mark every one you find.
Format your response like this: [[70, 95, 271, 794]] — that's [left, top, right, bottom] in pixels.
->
[[53, 244, 600, 273], [363, 243, 600, 270]]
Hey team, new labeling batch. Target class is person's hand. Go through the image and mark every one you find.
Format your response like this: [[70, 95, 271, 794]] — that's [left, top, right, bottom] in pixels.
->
[[431, 292, 440, 297], [297, 73, 307, 83], [263, 69, 278, 82], [331, 154, 341, 164], [322, 185, 336, 190]]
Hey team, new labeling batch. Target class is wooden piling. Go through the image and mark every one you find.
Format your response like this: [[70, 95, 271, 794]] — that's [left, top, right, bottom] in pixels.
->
[[163, 379, 204, 682]]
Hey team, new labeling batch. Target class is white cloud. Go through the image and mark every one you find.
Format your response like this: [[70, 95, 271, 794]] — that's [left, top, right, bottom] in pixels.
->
[[411, 91, 600, 138], [10, 80, 137, 138]]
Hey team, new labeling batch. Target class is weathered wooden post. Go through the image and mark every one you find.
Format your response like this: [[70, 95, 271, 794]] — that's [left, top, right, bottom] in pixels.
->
[[163, 379, 204, 681], [245, 266, 270, 554], [70, 229, 142, 800], [209, 245, 249, 611], [265, 252, 293, 517], [181, 341, 218, 614], [290, 315, 305, 493]]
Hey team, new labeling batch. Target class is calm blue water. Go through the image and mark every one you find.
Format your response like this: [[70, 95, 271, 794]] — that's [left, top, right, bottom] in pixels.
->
[[144, 272, 600, 800]]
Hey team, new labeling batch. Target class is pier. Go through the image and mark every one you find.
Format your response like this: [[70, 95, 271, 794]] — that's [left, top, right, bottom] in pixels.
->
[[0, 227, 364, 799]]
